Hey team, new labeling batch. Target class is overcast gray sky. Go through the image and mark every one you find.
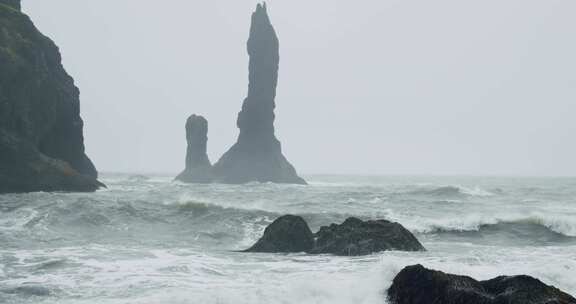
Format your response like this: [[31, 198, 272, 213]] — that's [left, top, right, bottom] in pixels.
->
[[23, 0, 576, 176]]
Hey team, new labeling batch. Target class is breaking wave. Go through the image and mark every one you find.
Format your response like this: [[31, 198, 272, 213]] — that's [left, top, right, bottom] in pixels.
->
[[1, 174, 576, 304], [406, 185, 497, 197], [413, 215, 576, 238]]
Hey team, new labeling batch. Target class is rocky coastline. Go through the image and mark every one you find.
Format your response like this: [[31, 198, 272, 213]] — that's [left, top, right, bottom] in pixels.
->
[[0, 0, 103, 193]]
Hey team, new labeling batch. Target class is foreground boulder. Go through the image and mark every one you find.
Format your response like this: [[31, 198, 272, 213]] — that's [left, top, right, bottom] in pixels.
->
[[388, 264, 576, 304], [0, 1, 103, 193], [211, 3, 306, 185], [246, 216, 425, 255], [245, 215, 314, 253], [310, 217, 425, 255], [175, 115, 213, 183]]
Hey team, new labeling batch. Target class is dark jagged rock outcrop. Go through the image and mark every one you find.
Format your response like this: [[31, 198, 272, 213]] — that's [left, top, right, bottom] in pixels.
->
[[210, 3, 306, 185], [310, 217, 425, 255], [388, 265, 576, 304], [0, 1, 103, 193], [175, 115, 212, 183], [245, 215, 314, 253], [246, 216, 425, 255]]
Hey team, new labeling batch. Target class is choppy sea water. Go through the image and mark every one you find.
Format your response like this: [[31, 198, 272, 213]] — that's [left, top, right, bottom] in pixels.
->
[[1, 174, 575, 304]]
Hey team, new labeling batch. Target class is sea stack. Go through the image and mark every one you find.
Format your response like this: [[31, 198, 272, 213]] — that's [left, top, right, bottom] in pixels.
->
[[175, 115, 212, 183], [211, 3, 306, 185], [0, 0, 103, 193]]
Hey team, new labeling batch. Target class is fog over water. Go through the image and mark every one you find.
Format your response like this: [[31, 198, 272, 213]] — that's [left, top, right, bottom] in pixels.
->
[[23, 0, 576, 176]]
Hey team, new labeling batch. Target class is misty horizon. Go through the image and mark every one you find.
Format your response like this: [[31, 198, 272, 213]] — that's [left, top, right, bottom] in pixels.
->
[[23, 0, 576, 176]]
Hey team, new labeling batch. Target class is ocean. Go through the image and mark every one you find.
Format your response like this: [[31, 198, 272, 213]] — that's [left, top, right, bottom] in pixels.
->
[[1, 174, 575, 304]]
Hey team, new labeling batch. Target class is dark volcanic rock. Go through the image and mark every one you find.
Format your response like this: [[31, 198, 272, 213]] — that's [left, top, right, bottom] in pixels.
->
[[246, 216, 424, 256], [212, 3, 306, 185], [388, 264, 576, 304], [0, 130, 103, 193], [0, 1, 102, 193], [245, 215, 314, 253], [175, 114, 212, 183], [310, 217, 425, 256]]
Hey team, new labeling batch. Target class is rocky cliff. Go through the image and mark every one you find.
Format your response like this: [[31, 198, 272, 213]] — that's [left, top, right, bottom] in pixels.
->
[[211, 3, 306, 185], [0, 0, 103, 193], [175, 115, 212, 183]]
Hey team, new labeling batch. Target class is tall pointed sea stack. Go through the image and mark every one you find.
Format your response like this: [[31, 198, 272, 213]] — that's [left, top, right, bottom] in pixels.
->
[[175, 115, 212, 183], [212, 3, 306, 185], [0, 0, 103, 193]]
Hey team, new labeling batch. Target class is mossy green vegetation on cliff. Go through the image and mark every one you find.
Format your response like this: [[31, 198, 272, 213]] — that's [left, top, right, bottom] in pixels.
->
[[0, 0, 20, 11]]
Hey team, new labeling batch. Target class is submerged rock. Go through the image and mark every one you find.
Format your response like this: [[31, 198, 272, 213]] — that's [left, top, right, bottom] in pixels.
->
[[0, 1, 103, 193], [2, 284, 52, 297], [212, 3, 306, 185], [245, 215, 314, 253], [388, 264, 576, 304], [176, 115, 212, 183], [310, 217, 425, 255], [246, 216, 424, 255]]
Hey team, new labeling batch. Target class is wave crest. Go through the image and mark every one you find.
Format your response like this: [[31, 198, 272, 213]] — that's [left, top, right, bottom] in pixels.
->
[[413, 215, 576, 238], [407, 186, 496, 197]]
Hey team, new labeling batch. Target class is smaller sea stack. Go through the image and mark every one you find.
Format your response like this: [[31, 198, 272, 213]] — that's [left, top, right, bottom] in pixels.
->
[[176, 115, 212, 183]]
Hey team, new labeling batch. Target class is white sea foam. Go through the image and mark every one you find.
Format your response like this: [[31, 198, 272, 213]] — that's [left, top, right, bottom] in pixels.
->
[[1, 174, 575, 303], [457, 185, 496, 197]]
